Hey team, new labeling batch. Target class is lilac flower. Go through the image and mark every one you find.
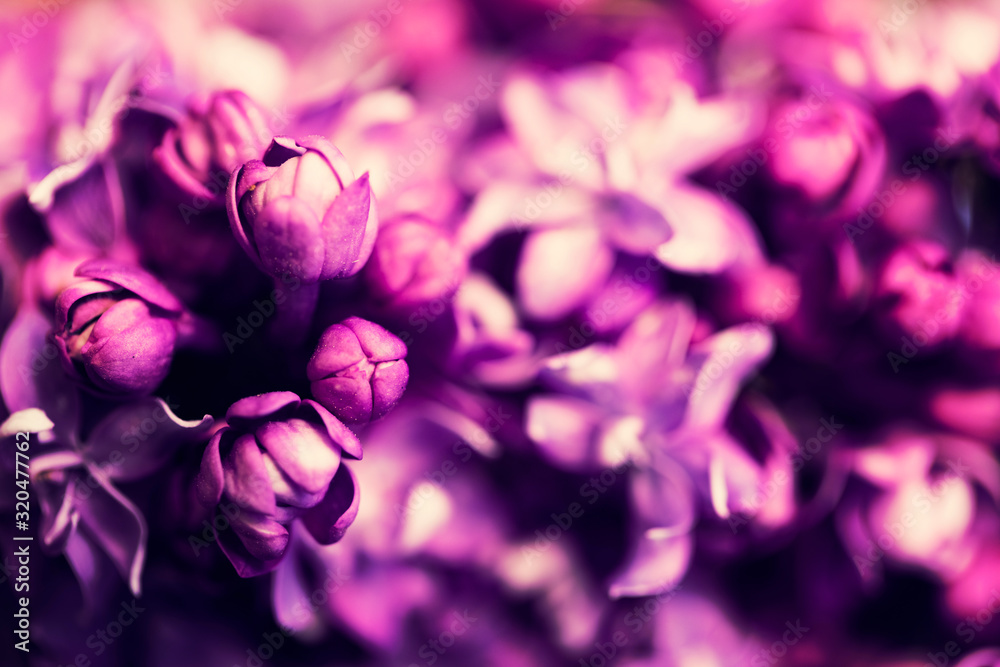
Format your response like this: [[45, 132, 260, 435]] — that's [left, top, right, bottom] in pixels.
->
[[227, 135, 378, 283], [457, 50, 766, 319], [873, 241, 964, 351], [154, 90, 273, 202], [307, 318, 409, 426], [837, 429, 1000, 583], [195, 392, 361, 577], [525, 300, 775, 596], [53, 259, 188, 395]]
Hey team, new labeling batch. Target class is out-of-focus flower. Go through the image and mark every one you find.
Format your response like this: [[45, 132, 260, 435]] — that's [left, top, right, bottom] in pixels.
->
[[308, 317, 409, 426], [154, 90, 273, 202], [195, 391, 361, 576], [838, 429, 1000, 583], [525, 300, 774, 596], [227, 135, 377, 283], [54, 259, 188, 395], [2, 399, 212, 601], [365, 214, 467, 312], [765, 95, 886, 215], [458, 49, 766, 320], [873, 241, 964, 351]]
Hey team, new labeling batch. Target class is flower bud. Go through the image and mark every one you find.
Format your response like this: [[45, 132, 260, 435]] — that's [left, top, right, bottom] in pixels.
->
[[154, 90, 272, 201], [54, 259, 185, 395], [308, 317, 409, 425], [365, 214, 467, 310], [195, 392, 361, 576], [227, 136, 378, 282]]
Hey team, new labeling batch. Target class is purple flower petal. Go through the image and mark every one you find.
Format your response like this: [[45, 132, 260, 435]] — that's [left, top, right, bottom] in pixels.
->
[[226, 391, 301, 429], [319, 173, 375, 279], [222, 433, 277, 516], [0, 305, 80, 439], [371, 360, 409, 421], [215, 512, 287, 577], [82, 397, 213, 482], [253, 195, 325, 283], [196, 430, 226, 508], [341, 316, 408, 363], [76, 472, 148, 596], [229, 508, 291, 563], [300, 464, 360, 545], [301, 399, 363, 460], [608, 530, 691, 599], [80, 300, 177, 395], [75, 259, 184, 314], [255, 418, 342, 499], [306, 323, 366, 379], [517, 226, 615, 321], [525, 395, 604, 471]]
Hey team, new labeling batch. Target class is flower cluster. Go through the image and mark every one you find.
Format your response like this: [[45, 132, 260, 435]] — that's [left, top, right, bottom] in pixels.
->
[[4, 0, 1000, 666]]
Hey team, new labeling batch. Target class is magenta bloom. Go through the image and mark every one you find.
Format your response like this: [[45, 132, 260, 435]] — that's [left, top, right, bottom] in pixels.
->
[[54, 259, 186, 395], [195, 392, 362, 577], [227, 136, 378, 282], [873, 241, 963, 351], [154, 90, 274, 202], [308, 317, 409, 426]]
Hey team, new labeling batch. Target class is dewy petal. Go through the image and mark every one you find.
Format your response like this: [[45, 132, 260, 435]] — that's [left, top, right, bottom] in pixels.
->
[[311, 376, 373, 425], [300, 464, 360, 545], [227, 392, 301, 429], [371, 360, 409, 421], [75, 259, 184, 314], [81, 300, 177, 395], [76, 472, 148, 597], [517, 226, 615, 321], [290, 150, 342, 215], [306, 323, 366, 380], [82, 397, 213, 482], [300, 399, 363, 460], [608, 529, 692, 599], [525, 395, 604, 471], [253, 195, 325, 283], [223, 433, 277, 515], [341, 316, 408, 363], [255, 419, 341, 497], [320, 174, 375, 279]]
